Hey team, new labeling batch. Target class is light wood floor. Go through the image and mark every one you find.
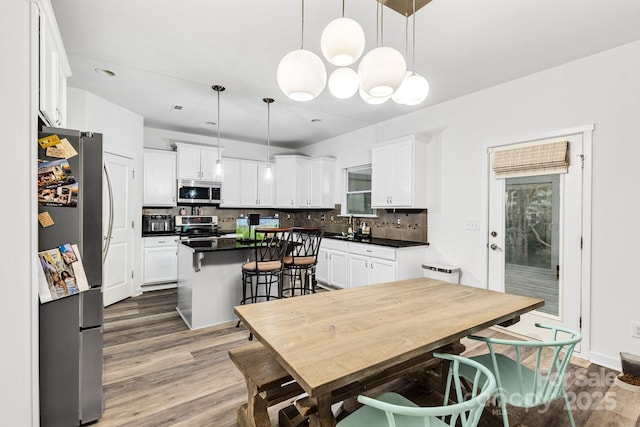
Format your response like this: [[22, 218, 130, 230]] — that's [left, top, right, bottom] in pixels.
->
[[95, 289, 640, 427]]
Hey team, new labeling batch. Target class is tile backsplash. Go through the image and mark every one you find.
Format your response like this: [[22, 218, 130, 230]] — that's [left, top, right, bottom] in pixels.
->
[[142, 204, 428, 243]]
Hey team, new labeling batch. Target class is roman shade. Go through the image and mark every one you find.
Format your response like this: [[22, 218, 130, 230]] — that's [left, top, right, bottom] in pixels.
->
[[491, 140, 569, 178]]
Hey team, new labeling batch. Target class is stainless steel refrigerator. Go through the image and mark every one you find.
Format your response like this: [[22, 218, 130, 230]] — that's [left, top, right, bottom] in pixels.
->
[[38, 126, 105, 426]]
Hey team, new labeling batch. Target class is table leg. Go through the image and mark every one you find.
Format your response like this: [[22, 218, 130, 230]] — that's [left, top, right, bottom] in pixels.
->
[[308, 393, 335, 427]]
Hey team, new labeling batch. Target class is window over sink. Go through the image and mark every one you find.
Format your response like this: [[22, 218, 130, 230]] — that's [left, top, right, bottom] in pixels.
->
[[345, 166, 376, 216]]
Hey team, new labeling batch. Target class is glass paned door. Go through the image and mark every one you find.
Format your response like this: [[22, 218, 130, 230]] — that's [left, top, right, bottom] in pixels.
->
[[504, 176, 559, 316], [488, 133, 585, 344]]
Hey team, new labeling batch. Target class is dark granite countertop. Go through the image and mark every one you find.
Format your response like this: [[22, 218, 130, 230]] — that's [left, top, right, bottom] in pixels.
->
[[180, 237, 256, 252], [323, 233, 428, 248]]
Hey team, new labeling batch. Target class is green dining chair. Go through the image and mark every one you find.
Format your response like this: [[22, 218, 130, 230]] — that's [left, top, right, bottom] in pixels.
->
[[458, 323, 582, 427], [336, 353, 497, 427]]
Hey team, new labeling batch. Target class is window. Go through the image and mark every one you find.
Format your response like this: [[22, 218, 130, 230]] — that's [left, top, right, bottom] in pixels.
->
[[345, 166, 375, 216]]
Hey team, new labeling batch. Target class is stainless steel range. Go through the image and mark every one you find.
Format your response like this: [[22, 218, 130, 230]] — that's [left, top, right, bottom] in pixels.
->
[[175, 215, 220, 240]]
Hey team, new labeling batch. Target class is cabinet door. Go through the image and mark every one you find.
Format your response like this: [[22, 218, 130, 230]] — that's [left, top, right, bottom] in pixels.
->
[[371, 145, 392, 207], [370, 259, 397, 285], [316, 248, 330, 284], [200, 148, 219, 181], [39, 18, 61, 126], [143, 150, 176, 206], [330, 251, 349, 289], [275, 159, 297, 208], [177, 145, 203, 180], [257, 163, 274, 207], [389, 140, 413, 207], [308, 160, 325, 208], [220, 159, 241, 207], [143, 246, 178, 284], [297, 160, 310, 207], [240, 162, 259, 206], [348, 254, 370, 288]]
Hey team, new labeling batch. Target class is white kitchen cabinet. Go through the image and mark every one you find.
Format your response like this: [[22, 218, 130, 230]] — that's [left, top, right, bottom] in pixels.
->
[[372, 135, 428, 208], [38, 0, 71, 127], [143, 149, 176, 206], [348, 243, 398, 287], [316, 239, 349, 289], [275, 155, 335, 209], [298, 157, 336, 208], [143, 236, 178, 286], [220, 158, 241, 207], [239, 161, 274, 207], [319, 238, 426, 288], [175, 143, 219, 181], [274, 155, 300, 208]]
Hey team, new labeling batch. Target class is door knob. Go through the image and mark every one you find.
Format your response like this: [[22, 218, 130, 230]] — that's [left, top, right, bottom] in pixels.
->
[[490, 231, 497, 237], [490, 243, 502, 251]]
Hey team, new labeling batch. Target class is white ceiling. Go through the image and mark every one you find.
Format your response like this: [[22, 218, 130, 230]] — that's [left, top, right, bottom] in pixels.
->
[[51, 0, 640, 149]]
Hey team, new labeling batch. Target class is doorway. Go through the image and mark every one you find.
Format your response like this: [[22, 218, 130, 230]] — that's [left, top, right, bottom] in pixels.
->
[[487, 128, 592, 350], [102, 152, 134, 306]]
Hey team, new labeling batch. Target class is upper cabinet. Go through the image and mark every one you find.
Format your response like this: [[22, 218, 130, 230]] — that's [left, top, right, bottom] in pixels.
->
[[299, 157, 336, 209], [37, 0, 71, 127], [143, 149, 176, 207], [219, 158, 274, 208], [275, 155, 335, 209], [219, 158, 241, 207], [175, 143, 219, 181], [372, 135, 428, 209]]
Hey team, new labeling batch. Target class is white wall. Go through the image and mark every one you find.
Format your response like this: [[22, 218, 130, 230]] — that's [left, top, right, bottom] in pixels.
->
[[300, 40, 640, 369], [67, 88, 145, 293], [1, 1, 38, 425], [144, 126, 295, 160]]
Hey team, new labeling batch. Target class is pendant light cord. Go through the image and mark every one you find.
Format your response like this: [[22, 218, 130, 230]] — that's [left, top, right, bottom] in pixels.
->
[[300, 0, 305, 49], [267, 101, 271, 160], [342, 0, 345, 17], [217, 89, 221, 161], [412, 0, 416, 72]]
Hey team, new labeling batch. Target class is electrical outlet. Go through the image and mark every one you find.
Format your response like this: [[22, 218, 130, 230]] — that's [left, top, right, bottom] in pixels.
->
[[632, 321, 640, 338], [396, 218, 401, 225]]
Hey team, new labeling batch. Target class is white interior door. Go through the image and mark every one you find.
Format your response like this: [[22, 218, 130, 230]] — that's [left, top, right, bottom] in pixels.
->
[[488, 134, 585, 345], [103, 152, 134, 306]]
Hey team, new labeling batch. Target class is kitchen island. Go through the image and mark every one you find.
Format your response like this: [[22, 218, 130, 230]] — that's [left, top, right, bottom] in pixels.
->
[[177, 238, 255, 330]]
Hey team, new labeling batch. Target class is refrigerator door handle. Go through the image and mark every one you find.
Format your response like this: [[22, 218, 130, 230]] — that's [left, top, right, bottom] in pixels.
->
[[102, 159, 114, 264]]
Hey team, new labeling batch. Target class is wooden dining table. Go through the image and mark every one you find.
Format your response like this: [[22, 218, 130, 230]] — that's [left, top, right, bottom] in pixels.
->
[[233, 277, 544, 427]]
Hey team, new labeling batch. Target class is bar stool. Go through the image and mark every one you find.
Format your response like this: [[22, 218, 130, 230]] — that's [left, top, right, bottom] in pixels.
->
[[282, 227, 324, 297], [239, 227, 292, 305]]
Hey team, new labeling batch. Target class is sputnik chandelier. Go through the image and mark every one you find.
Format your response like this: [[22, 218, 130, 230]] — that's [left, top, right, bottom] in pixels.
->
[[276, 0, 429, 106]]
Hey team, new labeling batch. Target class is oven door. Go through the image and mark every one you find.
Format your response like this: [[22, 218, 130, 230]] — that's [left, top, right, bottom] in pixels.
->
[[177, 184, 210, 204]]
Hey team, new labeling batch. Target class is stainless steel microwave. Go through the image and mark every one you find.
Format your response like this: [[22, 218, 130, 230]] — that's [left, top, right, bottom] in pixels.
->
[[177, 180, 221, 205]]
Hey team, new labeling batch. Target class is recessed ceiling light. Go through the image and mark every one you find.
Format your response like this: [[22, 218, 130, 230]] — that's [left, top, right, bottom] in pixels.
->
[[170, 104, 184, 112], [94, 68, 116, 77], [311, 118, 322, 124]]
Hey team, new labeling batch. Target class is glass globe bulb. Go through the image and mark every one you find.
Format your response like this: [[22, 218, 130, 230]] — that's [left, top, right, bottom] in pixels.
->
[[358, 46, 406, 97], [321, 17, 366, 66], [392, 72, 430, 105], [359, 88, 390, 105], [328, 67, 359, 99], [277, 49, 327, 101]]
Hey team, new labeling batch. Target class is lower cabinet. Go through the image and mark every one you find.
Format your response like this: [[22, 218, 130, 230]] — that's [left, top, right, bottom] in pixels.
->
[[317, 238, 426, 289], [316, 239, 349, 289], [143, 236, 178, 286]]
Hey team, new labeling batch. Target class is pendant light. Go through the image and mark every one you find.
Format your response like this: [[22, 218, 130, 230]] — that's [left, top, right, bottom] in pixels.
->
[[329, 67, 359, 99], [277, 0, 326, 101], [358, 1, 406, 97], [263, 97, 274, 180], [320, 0, 365, 66], [392, 0, 429, 105], [212, 84, 225, 179]]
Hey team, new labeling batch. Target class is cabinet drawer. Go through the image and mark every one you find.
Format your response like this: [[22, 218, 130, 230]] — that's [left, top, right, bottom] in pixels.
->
[[348, 242, 396, 261], [143, 236, 178, 248], [321, 238, 349, 252]]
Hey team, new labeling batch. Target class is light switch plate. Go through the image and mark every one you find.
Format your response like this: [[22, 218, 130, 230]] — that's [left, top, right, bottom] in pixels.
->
[[464, 219, 481, 231]]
